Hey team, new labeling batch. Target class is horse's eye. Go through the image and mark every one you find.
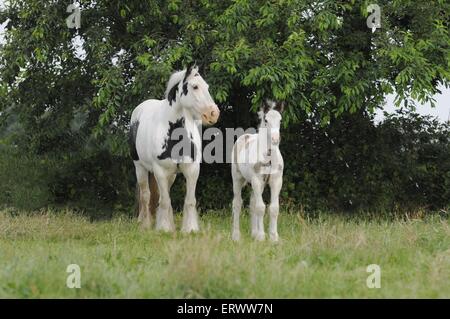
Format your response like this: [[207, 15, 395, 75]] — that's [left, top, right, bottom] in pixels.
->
[[193, 85, 199, 90]]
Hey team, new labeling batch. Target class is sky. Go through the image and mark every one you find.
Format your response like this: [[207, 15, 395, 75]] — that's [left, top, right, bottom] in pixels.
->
[[0, 1, 448, 122]]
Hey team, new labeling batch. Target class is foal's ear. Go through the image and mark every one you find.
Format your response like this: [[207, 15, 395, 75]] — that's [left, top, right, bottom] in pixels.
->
[[262, 99, 272, 113], [274, 101, 285, 113]]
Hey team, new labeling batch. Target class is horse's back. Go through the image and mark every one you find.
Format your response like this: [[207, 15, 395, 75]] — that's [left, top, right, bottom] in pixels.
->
[[233, 133, 257, 162], [232, 133, 258, 178], [130, 99, 166, 169], [131, 99, 162, 123]]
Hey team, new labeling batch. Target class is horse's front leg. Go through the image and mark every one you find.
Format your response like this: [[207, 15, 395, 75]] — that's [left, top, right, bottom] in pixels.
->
[[180, 163, 200, 233], [154, 166, 176, 232]]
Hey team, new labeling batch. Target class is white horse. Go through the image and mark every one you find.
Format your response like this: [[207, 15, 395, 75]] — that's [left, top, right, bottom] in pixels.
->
[[129, 63, 220, 232], [231, 100, 284, 242]]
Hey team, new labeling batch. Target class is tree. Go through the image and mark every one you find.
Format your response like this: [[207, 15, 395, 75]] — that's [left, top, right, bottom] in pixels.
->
[[1, 0, 449, 155], [0, 1, 449, 212]]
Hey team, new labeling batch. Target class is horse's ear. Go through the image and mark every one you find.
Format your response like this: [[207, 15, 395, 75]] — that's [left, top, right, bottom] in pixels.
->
[[184, 61, 196, 81], [257, 109, 265, 122], [196, 62, 203, 74]]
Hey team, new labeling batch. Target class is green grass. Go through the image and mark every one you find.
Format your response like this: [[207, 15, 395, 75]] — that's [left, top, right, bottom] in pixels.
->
[[0, 209, 449, 298]]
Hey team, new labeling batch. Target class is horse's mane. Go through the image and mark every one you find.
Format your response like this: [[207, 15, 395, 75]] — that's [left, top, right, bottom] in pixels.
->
[[164, 69, 186, 99]]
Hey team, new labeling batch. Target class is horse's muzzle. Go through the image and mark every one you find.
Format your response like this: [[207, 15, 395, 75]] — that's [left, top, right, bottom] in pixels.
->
[[202, 105, 220, 125]]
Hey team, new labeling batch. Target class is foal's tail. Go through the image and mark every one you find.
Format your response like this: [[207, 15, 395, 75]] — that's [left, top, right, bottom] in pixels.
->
[[135, 172, 159, 218]]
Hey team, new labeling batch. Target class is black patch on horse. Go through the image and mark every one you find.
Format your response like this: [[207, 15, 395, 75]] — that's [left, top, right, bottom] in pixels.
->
[[157, 118, 197, 162], [182, 82, 188, 96], [129, 120, 140, 161], [168, 82, 179, 106]]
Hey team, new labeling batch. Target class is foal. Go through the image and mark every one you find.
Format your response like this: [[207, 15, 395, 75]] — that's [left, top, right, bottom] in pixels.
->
[[231, 100, 284, 241], [129, 63, 220, 232]]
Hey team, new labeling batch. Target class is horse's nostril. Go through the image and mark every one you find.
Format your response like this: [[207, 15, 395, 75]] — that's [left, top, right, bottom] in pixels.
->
[[211, 111, 215, 117]]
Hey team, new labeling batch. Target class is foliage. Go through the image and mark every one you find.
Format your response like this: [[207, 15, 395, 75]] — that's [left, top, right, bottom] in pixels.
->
[[1, 0, 449, 153]]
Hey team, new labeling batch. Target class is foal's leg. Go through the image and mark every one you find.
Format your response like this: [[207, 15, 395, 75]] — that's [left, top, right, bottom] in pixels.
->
[[154, 166, 176, 232], [249, 192, 258, 238], [251, 176, 266, 241], [268, 173, 282, 242], [180, 163, 200, 233], [135, 164, 151, 228], [231, 165, 245, 241]]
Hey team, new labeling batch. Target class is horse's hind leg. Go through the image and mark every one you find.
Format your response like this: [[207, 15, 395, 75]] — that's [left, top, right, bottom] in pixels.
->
[[135, 164, 151, 228]]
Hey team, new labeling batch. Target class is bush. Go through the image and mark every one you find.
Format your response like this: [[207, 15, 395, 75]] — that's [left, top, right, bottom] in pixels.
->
[[1, 111, 448, 215], [0, 145, 52, 210]]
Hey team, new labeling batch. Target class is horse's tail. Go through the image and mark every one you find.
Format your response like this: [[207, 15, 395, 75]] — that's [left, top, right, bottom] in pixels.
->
[[129, 120, 140, 161], [148, 173, 159, 217], [129, 104, 145, 161]]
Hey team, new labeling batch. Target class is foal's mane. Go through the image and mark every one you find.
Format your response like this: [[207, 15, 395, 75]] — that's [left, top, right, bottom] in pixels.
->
[[257, 111, 266, 130], [257, 99, 276, 129]]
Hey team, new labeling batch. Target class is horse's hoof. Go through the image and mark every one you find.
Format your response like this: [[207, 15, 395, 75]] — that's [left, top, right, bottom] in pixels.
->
[[254, 232, 266, 241], [140, 222, 151, 230], [232, 232, 240, 241], [138, 216, 151, 228], [156, 222, 175, 233], [181, 225, 199, 234], [269, 233, 279, 242]]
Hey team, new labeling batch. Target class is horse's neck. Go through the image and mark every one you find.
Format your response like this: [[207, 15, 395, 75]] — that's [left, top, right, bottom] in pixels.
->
[[163, 100, 199, 137], [182, 108, 199, 133], [256, 128, 270, 160], [256, 124, 281, 163], [257, 123, 268, 147]]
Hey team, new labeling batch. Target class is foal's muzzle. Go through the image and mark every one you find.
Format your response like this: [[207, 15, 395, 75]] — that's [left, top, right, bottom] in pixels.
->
[[271, 131, 280, 146]]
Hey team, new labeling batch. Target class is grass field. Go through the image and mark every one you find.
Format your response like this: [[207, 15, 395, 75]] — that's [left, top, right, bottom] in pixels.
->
[[0, 209, 449, 298]]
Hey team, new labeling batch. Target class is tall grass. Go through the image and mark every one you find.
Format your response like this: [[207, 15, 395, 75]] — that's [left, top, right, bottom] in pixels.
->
[[0, 210, 448, 298]]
